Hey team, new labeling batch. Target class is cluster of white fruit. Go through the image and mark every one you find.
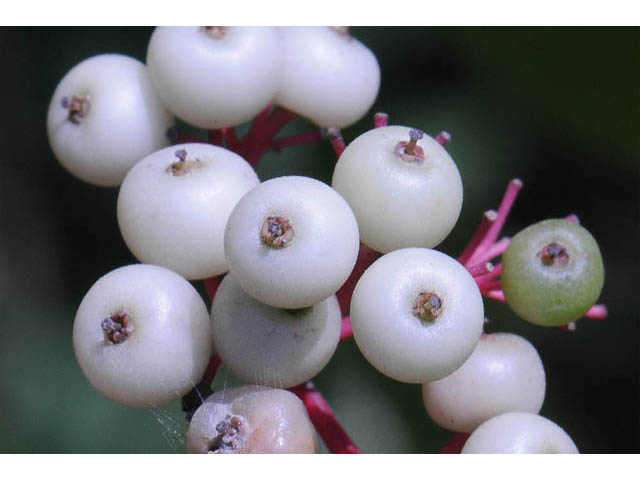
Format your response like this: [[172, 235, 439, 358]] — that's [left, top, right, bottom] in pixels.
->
[[49, 26, 580, 454], [47, 26, 380, 188]]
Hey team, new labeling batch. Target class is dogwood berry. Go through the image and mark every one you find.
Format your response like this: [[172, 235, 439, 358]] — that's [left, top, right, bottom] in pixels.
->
[[462, 412, 579, 454], [117, 143, 259, 279], [276, 27, 380, 128], [47, 54, 174, 187], [422, 332, 546, 433], [350, 248, 484, 383], [73, 264, 211, 408], [186, 385, 318, 453], [501, 219, 605, 326], [147, 27, 282, 129], [211, 274, 341, 388], [224, 176, 360, 309], [332, 126, 463, 253]]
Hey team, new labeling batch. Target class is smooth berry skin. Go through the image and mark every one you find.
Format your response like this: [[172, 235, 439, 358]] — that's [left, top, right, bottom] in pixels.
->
[[73, 264, 211, 408], [462, 412, 579, 454], [147, 27, 282, 129], [47, 54, 174, 187], [276, 27, 380, 128], [211, 274, 341, 388], [422, 332, 546, 433], [501, 219, 604, 326], [332, 126, 463, 253], [187, 385, 318, 454], [350, 248, 484, 384], [117, 143, 259, 280], [224, 176, 360, 309]]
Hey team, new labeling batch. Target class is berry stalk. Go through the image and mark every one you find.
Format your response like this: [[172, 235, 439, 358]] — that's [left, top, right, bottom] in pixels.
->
[[325, 127, 347, 157], [438, 433, 470, 454], [340, 316, 353, 341], [457, 179, 607, 328], [289, 382, 362, 454], [373, 112, 389, 128]]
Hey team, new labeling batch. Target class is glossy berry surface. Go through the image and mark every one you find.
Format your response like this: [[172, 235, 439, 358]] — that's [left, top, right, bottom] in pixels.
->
[[186, 385, 318, 453], [224, 175, 360, 309], [332, 126, 463, 253], [72, 264, 211, 408], [461, 412, 579, 454], [350, 248, 484, 383], [501, 219, 604, 326], [47, 53, 174, 187], [211, 274, 341, 388], [147, 27, 281, 129], [422, 332, 546, 433], [117, 143, 259, 279], [276, 27, 380, 128]]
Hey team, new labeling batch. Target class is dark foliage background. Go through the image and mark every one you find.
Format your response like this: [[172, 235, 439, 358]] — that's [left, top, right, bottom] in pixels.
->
[[0, 27, 638, 453]]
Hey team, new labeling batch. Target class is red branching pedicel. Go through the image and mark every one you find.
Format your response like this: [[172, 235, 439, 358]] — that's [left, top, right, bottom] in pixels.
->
[[439, 433, 470, 454], [289, 382, 361, 454], [336, 243, 380, 315], [172, 105, 324, 166], [201, 354, 222, 386], [373, 112, 389, 128], [456, 178, 607, 326], [339, 316, 353, 341]]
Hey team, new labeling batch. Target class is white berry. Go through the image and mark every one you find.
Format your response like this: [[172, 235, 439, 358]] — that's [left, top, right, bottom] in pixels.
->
[[350, 248, 484, 383], [72, 264, 211, 407], [117, 143, 259, 279], [462, 412, 579, 454], [332, 126, 463, 253], [211, 274, 341, 388], [224, 176, 360, 309], [47, 54, 174, 187], [276, 27, 380, 128], [422, 332, 546, 433], [186, 385, 318, 453], [147, 27, 282, 129]]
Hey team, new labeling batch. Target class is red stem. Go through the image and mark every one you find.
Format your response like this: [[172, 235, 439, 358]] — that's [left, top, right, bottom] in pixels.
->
[[558, 322, 578, 333], [289, 382, 361, 454], [474, 262, 503, 283], [457, 210, 498, 265], [240, 104, 272, 159], [435, 131, 452, 146], [438, 433, 470, 454], [480, 280, 502, 293], [201, 354, 222, 386], [468, 237, 511, 266], [208, 129, 223, 146], [467, 179, 523, 266], [374, 112, 389, 128], [466, 262, 493, 277], [485, 289, 506, 302], [204, 276, 222, 299], [336, 243, 380, 315], [340, 316, 353, 341], [223, 127, 241, 152], [586, 304, 608, 319], [246, 107, 299, 166], [326, 127, 347, 157]]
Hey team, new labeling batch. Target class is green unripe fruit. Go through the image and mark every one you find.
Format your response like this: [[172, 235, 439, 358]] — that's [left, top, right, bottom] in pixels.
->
[[501, 219, 604, 326]]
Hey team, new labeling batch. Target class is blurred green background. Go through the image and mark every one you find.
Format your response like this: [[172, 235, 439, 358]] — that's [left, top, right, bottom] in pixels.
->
[[0, 27, 637, 453]]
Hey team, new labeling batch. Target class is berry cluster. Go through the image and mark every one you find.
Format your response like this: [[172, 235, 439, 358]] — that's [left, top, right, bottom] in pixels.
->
[[48, 26, 607, 454]]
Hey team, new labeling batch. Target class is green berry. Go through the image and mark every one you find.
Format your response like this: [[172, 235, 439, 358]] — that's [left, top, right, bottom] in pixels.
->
[[501, 219, 604, 326]]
